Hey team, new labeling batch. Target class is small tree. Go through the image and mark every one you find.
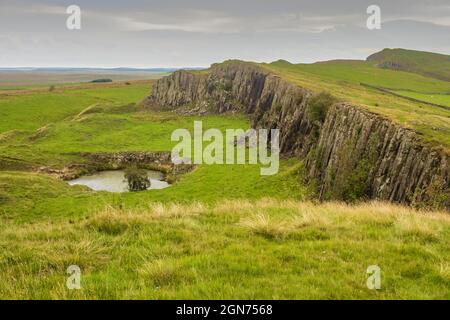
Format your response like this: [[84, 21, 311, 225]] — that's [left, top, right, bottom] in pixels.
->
[[49, 85, 55, 92], [124, 166, 151, 192]]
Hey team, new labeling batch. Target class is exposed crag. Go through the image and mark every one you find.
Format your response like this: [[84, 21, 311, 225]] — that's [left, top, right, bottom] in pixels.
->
[[142, 61, 450, 208]]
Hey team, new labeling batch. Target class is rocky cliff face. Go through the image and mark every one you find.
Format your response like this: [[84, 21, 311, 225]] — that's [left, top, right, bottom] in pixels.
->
[[145, 62, 316, 156], [306, 104, 450, 205], [143, 62, 450, 208]]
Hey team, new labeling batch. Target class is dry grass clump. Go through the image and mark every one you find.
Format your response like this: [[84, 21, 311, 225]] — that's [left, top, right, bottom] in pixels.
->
[[235, 198, 449, 241], [239, 213, 291, 240], [6, 199, 443, 249], [1, 198, 449, 299], [13, 199, 445, 243], [214, 199, 255, 214], [149, 202, 207, 218], [138, 259, 180, 287], [84, 202, 208, 235]]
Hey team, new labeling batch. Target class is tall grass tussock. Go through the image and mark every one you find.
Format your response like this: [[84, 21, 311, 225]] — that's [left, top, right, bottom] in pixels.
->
[[1, 199, 449, 299]]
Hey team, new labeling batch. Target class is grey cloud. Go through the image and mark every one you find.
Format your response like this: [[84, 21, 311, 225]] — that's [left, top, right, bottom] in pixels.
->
[[0, 0, 448, 67]]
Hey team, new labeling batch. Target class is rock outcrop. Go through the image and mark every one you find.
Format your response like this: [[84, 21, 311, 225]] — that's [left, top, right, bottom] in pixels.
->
[[37, 152, 195, 181], [143, 61, 450, 208]]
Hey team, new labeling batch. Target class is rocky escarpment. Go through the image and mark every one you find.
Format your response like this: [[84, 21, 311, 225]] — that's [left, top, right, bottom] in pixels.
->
[[306, 104, 450, 205], [143, 62, 450, 208], [145, 62, 316, 156]]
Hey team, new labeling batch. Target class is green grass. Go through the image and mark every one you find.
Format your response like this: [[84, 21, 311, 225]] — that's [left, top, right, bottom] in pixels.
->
[[0, 159, 305, 222], [0, 110, 251, 167], [367, 48, 450, 81], [1, 199, 449, 299], [278, 60, 450, 94], [1, 76, 449, 299], [392, 91, 450, 108], [0, 82, 152, 133], [264, 60, 450, 150]]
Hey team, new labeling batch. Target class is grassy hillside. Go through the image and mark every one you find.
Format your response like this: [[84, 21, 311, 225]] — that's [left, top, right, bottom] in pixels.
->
[[0, 81, 153, 133], [278, 59, 450, 94], [1, 199, 449, 299], [367, 48, 450, 82], [0, 76, 449, 299], [264, 59, 450, 150], [0, 82, 306, 220]]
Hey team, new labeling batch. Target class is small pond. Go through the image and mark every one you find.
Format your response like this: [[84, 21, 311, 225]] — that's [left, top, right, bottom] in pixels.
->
[[67, 170, 170, 193]]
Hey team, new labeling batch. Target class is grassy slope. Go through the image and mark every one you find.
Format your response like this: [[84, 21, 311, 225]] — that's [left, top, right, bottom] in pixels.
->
[[367, 48, 450, 81], [264, 60, 450, 149], [391, 91, 450, 107], [289, 59, 450, 93], [0, 109, 252, 167], [0, 81, 153, 133], [1, 199, 449, 299], [0, 82, 307, 221], [1, 79, 449, 299]]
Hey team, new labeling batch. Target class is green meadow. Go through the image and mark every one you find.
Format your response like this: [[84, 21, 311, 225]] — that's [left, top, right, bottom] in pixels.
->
[[392, 90, 450, 108], [0, 77, 449, 299]]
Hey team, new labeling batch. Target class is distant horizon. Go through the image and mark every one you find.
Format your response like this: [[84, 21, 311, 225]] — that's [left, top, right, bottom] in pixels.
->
[[0, 66, 206, 71], [1, 47, 448, 70]]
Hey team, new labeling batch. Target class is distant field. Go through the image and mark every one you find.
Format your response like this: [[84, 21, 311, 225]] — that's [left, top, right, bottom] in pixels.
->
[[391, 91, 450, 108], [0, 80, 153, 133], [0, 71, 167, 87], [286, 60, 450, 94]]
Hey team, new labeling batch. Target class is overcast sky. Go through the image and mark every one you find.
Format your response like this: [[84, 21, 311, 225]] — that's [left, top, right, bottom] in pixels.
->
[[0, 0, 449, 67]]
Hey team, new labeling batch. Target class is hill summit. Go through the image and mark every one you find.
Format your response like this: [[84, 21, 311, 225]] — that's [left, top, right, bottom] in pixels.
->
[[367, 48, 450, 81]]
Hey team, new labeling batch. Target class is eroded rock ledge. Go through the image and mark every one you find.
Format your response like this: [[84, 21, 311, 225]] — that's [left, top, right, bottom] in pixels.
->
[[142, 61, 450, 208], [38, 152, 195, 183]]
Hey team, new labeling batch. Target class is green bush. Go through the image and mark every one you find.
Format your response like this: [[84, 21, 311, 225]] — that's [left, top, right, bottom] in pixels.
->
[[91, 78, 113, 83], [124, 166, 151, 192], [414, 177, 450, 210], [306, 92, 337, 123], [324, 134, 379, 202]]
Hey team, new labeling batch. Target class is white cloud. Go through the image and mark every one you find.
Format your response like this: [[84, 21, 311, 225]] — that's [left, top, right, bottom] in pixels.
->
[[114, 16, 240, 33]]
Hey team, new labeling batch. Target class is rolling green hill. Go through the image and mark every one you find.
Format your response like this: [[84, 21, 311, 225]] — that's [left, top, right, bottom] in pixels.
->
[[367, 48, 450, 82], [270, 59, 450, 94]]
